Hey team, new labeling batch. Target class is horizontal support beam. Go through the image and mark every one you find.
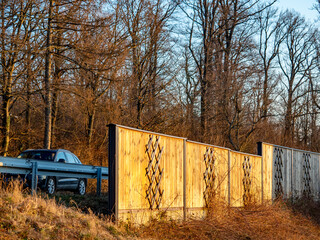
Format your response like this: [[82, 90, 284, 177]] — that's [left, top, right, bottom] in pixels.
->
[[0, 158, 108, 180], [36, 170, 108, 180]]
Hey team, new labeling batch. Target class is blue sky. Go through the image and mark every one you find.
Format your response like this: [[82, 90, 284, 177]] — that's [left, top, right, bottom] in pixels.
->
[[275, 0, 319, 21]]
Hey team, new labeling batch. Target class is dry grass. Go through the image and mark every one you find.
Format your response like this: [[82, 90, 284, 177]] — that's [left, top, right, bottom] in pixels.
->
[[1, 180, 320, 240], [138, 199, 320, 240], [287, 197, 320, 225], [0, 180, 133, 240]]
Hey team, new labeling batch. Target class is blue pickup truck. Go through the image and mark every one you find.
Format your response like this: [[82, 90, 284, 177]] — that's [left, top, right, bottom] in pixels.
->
[[7, 149, 87, 195]]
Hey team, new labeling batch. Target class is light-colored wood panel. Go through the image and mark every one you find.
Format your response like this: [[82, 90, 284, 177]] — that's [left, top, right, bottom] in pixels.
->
[[117, 127, 185, 222], [261, 143, 274, 201], [250, 155, 262, 203], [185, 142, 230, 216], [229, 152, 243, 207], [118, 128, 150, 210], [213, 147, 229, 202], [185, 142, 206, 210], [229, 152, 262, 207], [118, 207, 184, 225]]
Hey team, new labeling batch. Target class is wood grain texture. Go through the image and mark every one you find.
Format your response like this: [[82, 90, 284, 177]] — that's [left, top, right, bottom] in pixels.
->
[[229, 151, 243, 207], [261, 143, 320, 200], [117, 126, 184, 222], [261, 143, 274, 201], [185, 142, 229, 218], [250, 155, 262, 203], [310, 154, 320, 200], [111, 126, 320, 224]]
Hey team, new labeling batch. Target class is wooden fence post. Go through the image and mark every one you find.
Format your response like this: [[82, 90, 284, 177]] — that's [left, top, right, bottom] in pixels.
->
[[108, 124, 118, 219]]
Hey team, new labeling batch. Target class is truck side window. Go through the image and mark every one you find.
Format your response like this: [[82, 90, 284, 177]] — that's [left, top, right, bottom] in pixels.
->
[[65, 152, 76, 163], [56, 152, 66, 162]]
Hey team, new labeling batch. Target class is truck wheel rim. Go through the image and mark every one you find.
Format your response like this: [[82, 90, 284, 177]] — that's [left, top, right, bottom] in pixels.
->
[[79, 180, 85, 195], [47, 179, 55, 194]]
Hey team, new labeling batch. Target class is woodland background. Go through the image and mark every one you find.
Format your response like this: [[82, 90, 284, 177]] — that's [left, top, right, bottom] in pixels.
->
[[2, 0, 320, 165]]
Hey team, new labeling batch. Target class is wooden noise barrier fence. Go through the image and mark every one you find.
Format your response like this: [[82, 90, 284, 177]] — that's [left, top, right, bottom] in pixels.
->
[[108, 124, 320, 224]]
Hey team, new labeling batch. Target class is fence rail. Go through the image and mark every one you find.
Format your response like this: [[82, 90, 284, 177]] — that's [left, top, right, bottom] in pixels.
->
[[0, 157, 108, 195]]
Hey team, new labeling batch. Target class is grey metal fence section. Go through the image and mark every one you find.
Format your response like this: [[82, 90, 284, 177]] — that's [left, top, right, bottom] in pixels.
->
[[0, 157, 108, 195]]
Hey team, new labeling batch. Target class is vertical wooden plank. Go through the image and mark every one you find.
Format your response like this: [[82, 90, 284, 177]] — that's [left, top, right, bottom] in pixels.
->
[[185, 142, 230, 217], [115, 126, 185, 223], [185, 141, 205, 218], [292, 150, 297, 198], [310, 153, 316, 198], [261, 143, 273, 201], [295, 151, 301, 198], [183, 139, 186, 220], [283, 148, 291, 198], [229, 151, 243, 207], [250, 155, 262, 204], [290, 149, 294, 200], [214, 147, 229, 202], [257, 142, 264, 202], [316, 154, 320, 200], [228, 150, 231, 206]]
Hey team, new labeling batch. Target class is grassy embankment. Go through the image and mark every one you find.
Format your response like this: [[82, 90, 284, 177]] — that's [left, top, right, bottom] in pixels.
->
[[0, 181, 131, 239], [0, 180, 320, 239]]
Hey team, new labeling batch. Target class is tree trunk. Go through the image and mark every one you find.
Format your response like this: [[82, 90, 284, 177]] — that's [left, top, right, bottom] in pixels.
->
[[51, 90, 59, 146], [87, 107, 96, 146], [284, 89, 294, 145], [0, 3, 12, 156], [2, 81, 12, 156], [262, 68, 269, 119], [25, 76, 31, 149], [44, 0, 54, 149]]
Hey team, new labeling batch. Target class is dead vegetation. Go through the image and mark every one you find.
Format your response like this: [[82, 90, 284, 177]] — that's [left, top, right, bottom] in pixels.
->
[[0, 180, 132, 240], [138, 199, 320, 240], [0, 180, 319, 240]]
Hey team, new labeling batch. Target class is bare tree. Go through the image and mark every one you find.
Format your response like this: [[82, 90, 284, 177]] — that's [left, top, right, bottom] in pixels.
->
[[185, 0, 275, 148], [119, 0, 179, 128], [257, 6, 284, 121], [43, 0, 54, 149], [277, 11, 318, 145], [0, 0, 40, 155], [72, 15, 127, 146], [186, 0, 219, 141]]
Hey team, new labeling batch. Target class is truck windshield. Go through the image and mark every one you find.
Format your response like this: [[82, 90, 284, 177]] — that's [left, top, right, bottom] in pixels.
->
[[18, 150, 56, 162]]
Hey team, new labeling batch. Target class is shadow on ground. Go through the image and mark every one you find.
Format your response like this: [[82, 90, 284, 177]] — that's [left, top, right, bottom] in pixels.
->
[[45, 191, 110, 216], [286, 197, 320, 225]]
